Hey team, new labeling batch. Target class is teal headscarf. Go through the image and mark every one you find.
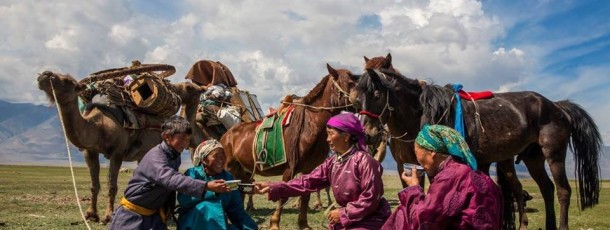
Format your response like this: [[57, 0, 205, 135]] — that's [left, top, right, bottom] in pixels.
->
[[415, 124, 478, 170]]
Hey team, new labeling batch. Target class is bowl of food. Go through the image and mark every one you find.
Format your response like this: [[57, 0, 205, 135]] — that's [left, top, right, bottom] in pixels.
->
[[225, 180, 241, 190]]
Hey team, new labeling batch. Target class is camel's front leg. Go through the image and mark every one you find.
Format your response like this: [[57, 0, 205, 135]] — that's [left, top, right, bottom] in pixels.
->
[[103, 155, 123, 224], [83, 150, 100, 222]]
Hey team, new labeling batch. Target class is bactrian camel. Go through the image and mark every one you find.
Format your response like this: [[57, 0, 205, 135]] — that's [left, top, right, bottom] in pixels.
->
[[37, 71, 202, 224]]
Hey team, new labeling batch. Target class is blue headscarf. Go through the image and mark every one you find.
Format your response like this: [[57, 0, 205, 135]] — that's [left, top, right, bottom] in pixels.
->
[[415, 124, 478, 170]]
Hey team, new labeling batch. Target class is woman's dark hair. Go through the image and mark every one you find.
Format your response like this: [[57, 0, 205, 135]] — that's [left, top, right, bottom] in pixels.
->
[[326, 125, 359, 144], [161, 115, 192, 137]]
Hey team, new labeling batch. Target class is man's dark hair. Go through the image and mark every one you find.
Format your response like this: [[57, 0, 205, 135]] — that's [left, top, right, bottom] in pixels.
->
[[161, 115, 192, 137]]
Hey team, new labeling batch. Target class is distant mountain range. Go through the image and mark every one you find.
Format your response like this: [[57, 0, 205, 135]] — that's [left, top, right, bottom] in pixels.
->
[[1, 100, 609, 179]]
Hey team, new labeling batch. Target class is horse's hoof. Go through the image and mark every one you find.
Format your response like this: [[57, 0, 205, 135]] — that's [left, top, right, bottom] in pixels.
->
[[299, 225, 313, 230], [101, 215, 112, 225], [85, 211, 99, 223]]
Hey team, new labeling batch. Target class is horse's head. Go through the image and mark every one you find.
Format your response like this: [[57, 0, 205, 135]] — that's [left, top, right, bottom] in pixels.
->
[[355, 54, 424, 141], [300, 64, 360, 111], [353, 68, 397, 138], [328, 64, 360, 109], [37, 71, 86, 104], [363, 53, 397, 72]]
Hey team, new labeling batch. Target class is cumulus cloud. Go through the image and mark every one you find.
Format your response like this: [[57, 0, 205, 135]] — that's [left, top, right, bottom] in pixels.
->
[[0, 0, 608, 136]]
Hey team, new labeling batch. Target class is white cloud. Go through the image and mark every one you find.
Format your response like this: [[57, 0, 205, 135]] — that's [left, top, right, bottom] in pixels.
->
[[0, 0, 608, 137], [109, 24, 136, 45]]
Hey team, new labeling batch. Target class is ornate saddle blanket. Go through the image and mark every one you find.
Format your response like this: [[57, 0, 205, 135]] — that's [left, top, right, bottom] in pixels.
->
[[253, 105, 294, 171]]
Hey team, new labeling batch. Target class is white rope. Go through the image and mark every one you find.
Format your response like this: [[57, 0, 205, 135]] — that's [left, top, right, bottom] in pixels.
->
[[281, 101, 353, 111], [50, 79, 93, 230]]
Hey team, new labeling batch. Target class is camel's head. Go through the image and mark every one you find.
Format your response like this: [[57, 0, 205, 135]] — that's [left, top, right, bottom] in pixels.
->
[[172, 81, 204, 104], [37, 71, 85, 104]]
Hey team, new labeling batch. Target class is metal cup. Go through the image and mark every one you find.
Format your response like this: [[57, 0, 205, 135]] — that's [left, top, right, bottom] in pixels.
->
[[403, 163, 425, 181]]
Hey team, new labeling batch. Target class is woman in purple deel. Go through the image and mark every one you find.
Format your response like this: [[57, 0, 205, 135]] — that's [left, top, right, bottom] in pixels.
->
[[256, 112, 390, 229], [381, 124, 502, 230]]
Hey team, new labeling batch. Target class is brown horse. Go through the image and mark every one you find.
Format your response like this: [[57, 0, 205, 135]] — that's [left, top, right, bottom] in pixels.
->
[[353, 67, 602, 230], [220, 64, 359, 230], [360, 54, 535, 229]]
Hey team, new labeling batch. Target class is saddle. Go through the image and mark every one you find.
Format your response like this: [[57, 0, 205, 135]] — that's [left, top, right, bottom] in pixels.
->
[[252, 105, 295, 171]]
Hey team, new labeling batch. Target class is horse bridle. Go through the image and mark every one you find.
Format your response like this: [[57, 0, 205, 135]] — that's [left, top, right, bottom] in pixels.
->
[[358, 71, 413, 142], [329, 75, 355, 112], [282, 75, 354, 111]]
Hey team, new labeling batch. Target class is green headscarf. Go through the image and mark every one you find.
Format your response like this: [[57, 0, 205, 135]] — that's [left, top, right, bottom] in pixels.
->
[[415, 124, 478, 170]]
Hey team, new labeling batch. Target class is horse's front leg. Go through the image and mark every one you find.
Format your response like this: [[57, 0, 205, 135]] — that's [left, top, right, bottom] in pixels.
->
[[298, 193, 312, 230], [498, 160, 528, 230]]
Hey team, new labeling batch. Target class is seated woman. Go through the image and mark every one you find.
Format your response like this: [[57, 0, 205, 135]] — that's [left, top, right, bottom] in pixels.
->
[[256, 112, 391, 229], [177, 139, 257, 230], [381, 124, 502, 230]]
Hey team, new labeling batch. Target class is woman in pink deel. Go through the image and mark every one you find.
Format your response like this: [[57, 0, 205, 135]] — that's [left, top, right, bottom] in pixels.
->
[[381, 124, 502, 230], [256, 112, 390, 229]]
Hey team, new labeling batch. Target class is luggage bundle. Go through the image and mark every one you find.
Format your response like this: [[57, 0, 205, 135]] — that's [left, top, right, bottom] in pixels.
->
[[79, 61, 181, 120], [185, 60, 264, 130]]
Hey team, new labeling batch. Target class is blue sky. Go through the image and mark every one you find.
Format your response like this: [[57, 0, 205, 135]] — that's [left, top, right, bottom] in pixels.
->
[[1, 0, 609, 144]]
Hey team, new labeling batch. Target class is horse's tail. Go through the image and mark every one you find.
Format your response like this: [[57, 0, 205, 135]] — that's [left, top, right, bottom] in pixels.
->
[[555, 100, 602, 209]]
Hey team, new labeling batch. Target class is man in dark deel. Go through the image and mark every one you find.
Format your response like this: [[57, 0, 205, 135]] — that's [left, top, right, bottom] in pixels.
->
[[109, 115, 230, 230]]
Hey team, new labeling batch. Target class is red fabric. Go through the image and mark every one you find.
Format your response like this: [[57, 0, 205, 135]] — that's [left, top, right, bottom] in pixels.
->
[[458, 90, 493, 100], [281, 105, 294, 126], [359, 110, 380, 119]]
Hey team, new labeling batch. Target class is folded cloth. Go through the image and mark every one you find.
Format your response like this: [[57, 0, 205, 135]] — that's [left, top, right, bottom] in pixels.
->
[[458, 90, 493, 100]]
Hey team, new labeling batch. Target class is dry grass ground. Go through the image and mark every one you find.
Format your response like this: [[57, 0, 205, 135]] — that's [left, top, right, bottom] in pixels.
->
[[0, 165, 608, 229]]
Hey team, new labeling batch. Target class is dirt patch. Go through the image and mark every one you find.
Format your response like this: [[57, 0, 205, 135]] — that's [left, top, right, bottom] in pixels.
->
[[13, 193, 82, 204]]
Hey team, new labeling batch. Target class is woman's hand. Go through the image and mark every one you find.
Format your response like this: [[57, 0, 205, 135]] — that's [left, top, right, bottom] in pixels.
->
[[401, 168, 420, 187], [327, 209, 341, 224], [207, 179, 231, 193], [254, 182, 270, 194]]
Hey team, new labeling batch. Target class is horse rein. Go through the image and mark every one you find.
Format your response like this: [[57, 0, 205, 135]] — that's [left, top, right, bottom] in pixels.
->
[[359, 88, 413, 142], [358, 71, 414, 142]]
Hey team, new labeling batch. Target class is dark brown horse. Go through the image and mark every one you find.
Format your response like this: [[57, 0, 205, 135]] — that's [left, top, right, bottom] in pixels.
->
[[360, 54, 534, 229], [353, 67, 601, 230], [220, 64, 359, 230]]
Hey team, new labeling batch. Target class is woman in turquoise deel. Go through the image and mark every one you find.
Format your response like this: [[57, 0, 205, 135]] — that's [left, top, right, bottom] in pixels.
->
[[177, 139, 257, 230]]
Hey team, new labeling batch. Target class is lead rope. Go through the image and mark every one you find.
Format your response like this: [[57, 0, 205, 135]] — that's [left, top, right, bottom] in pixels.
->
[[50, 79, 93, 230]]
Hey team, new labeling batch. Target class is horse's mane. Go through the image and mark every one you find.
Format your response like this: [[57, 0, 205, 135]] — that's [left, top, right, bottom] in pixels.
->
[[356, 68, 396, 95], [419, 84, 456, 126], [356, 68, 422, 104], [364, 57, 401, 75], [301, 75, 330, 104]]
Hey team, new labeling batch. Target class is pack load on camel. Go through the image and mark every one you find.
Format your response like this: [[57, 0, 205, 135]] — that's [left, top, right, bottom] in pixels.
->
[[78, 61, 182, 129], [185, 60, 264, 133]]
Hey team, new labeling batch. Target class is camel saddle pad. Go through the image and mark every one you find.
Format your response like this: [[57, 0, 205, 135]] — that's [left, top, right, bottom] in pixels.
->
[[253, 112, 289, 171], [185, 60, 238, 87]]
